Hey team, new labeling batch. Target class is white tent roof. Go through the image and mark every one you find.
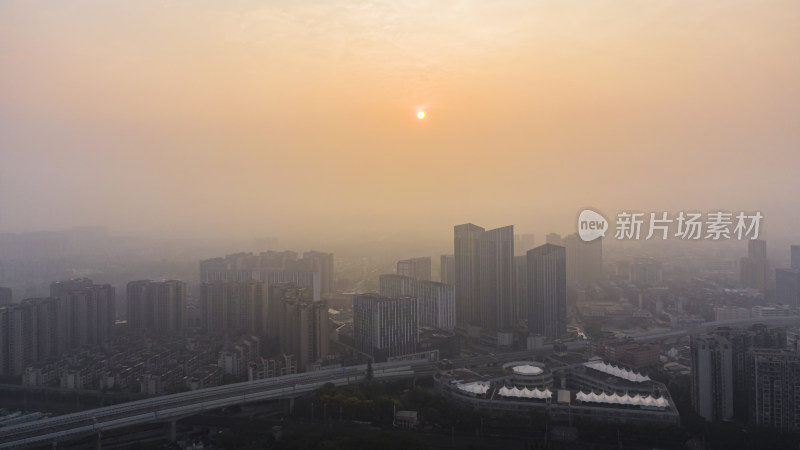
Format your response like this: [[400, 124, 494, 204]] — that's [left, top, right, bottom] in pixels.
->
[[497, 385, 552, 400], [584, 360, 651, 383], [575, 391, 668, 409], [512, 364, 544, 376], [457, 381, 490, 395]]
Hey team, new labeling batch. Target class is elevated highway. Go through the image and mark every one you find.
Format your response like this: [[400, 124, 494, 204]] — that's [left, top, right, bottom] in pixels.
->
[[0, 360, 433, 449]]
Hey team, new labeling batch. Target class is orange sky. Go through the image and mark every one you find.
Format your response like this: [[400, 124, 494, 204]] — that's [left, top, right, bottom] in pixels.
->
[[1, 1, 799, 245]]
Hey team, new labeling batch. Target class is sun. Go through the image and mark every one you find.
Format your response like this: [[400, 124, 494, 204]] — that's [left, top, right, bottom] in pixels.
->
[[417, 111, 425, 119]]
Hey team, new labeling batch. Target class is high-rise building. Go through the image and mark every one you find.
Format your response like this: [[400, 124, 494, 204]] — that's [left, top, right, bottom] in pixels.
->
[[479, 226, 515, 332], [353, 294, 418, 361], [791, 245, 800, 271], [94, 286, 116, 345], [440, 255, 455, 285], [200, 257, 254, 283], [200, 251, 333, 298], [50, 278, 92, 350], [200, 263, 319, 347], [0, 287, 11, 306], [0, 303, 37, 376], [199, 280, 266, 335], [379, 275, 455, 331], [514, 256, 528, 321], [260, 250, 299, 269], [629, 257, 663, 287], [527, 244, 566, 341], [50, 279, 115, 349], [717, 325, 786, 420], [746, 349, 800, 430], [127, 280, 187, 334], [302, 251, 335, 295], [259, 269, 319, 301], [776, 245, 800, 308], [741, 239, 768, 294], [397, 257, 431, 281], [454, 223, 484, 326], [269, 283, 312, 345], [2, 294, 119, 376], [564, 233, 603, 287], [200, 282, 228, 335], [415, 281, 455, 331], [776, 269, 800, 308], [269, 282, 329, 355], [749, 239, 768, 261], [378, 274, 415, 298], [225, 280, 267, 334], [514, 233, 535, 256], [546, 233, 564, 246], [691, 334, 734, 422], [73, 285, 115, 347], [271, 283, 329, 372], [23, 298, 60, 362], [49, 278, 95, 299]]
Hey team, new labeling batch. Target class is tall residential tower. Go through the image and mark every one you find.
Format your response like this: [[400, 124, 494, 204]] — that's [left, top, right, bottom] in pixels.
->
[[527, 244, 566, 341]]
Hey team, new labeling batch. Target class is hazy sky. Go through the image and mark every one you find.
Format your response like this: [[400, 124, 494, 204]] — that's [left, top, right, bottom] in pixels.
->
[[2, 1, 799, 244]]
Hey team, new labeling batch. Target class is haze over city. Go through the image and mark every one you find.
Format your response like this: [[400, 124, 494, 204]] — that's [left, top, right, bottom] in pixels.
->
[[6, 2, 800, 449], [2, 1, 800, 245]]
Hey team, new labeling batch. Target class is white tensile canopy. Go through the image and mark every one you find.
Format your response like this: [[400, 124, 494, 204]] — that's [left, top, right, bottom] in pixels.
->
[[584, 360, 651, 383], [575, 390, 668, 409], [497, 385, 552, 400], [457, 381, 490, 395]]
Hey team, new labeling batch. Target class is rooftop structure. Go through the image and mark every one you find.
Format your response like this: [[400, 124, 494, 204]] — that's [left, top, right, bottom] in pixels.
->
[[497, 386, 552, 400], [512, 364, 543, 376], [584, 360, 651, 383]]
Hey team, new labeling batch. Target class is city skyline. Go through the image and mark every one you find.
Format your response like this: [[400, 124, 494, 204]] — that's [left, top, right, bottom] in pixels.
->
[[2, 1, 800, 447]]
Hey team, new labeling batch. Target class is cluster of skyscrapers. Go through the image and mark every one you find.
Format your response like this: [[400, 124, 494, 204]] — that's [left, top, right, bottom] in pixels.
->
[[352, 255, 455, 361], [127, 280, 188, 333], [738, 241, 800, 307], [691, 325, 800, 430], [200, 250, 334, 299], [197, 251, 334, 368], [453, 223, 575, 342], [0, 249, 336, 380], [0, 279, 115, 376], [269, 283, 329, 372], [349, 224, 593, 360], [197, 251, 333, 364]]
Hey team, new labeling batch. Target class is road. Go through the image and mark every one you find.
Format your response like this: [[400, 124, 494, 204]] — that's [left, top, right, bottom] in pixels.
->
[[0, 361, 427, 449]]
